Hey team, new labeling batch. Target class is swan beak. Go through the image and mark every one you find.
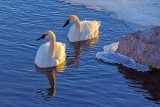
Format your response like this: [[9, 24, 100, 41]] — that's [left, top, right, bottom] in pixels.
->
[[63, 20, 70, 28], [36, 34, 46, 41]]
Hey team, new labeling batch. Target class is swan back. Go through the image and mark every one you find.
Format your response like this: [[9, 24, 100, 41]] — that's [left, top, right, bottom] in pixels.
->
[[35, 42, 66, 68], [67, 20, 101, 42]]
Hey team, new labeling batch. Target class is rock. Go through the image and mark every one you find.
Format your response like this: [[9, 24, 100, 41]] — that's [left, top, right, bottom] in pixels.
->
[[116, 26, 160, 69]]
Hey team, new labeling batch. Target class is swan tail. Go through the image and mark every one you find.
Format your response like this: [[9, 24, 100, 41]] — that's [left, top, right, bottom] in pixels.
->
[[92, 20, 101, 29], [97, 21, 101, 28], [62, 43, 66, 49]]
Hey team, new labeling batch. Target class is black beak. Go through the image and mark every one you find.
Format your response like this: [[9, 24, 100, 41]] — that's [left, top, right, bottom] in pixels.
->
[[63, 20, 70, 28], [36, 34, 46, 41]]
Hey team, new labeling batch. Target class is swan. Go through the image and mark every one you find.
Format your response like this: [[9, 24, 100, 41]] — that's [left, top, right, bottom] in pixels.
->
[[35, 31, 66, 68], [63, 15, 101, 42]]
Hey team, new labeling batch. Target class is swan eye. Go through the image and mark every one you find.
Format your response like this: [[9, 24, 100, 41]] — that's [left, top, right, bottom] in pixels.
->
[[42, 33, 48, 38], [37, 34, 47, 40], [44, 33, 48, 37]]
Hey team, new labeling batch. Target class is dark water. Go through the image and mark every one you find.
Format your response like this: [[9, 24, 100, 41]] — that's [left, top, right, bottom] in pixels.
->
[[0, 1, 160, 107]]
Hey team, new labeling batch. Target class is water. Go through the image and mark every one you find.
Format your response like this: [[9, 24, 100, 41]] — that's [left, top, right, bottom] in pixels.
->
[[0, 0, 160, 107]]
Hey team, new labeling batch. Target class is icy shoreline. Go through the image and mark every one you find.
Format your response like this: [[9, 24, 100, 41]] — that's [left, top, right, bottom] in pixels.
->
[[96, 43, 150, 71], [59, 0, 160, 26]]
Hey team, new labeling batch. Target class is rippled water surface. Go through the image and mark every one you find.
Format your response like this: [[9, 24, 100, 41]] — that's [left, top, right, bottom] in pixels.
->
[[0, 1, 160, 107]]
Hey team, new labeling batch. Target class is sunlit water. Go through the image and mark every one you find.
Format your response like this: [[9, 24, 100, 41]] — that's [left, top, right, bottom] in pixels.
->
[[0, 1, 160, 107]]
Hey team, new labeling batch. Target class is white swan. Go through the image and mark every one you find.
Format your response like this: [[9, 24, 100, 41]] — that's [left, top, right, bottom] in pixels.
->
[[35, 31, 66, 68], [63, 15, 101, 42]]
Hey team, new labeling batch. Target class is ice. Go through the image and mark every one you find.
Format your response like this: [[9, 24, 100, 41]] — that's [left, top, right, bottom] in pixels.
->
[[96, 43, 150, 71], [59, 0, 160, 26]]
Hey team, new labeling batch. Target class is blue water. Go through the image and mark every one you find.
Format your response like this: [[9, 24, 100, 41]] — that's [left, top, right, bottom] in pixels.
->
[[0, 0, 160, 107]]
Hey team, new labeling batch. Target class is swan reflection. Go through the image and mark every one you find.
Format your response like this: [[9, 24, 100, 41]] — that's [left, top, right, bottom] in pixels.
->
[[118, 65, 160, 104], [35, 61, 66, 99], [67, 36, 99, 69]]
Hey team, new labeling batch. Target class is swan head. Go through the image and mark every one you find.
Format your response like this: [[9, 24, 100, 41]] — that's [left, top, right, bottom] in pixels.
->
[[37, 31, 56, 41], [63, 15, 79, 28]]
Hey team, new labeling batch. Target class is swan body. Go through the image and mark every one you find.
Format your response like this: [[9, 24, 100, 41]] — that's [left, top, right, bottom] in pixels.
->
[[35, 31, 66, 68], [63, 15, 101, 42]]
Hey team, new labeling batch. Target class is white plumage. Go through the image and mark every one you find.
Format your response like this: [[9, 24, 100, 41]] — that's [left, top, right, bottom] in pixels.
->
[[63, 15, 101, 42], [35, 31, 66, 68]]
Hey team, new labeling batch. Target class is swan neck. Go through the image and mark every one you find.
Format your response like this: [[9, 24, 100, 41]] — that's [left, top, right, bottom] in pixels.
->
[[48, 34, 56, 58], [75, 18, 82, 33]]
